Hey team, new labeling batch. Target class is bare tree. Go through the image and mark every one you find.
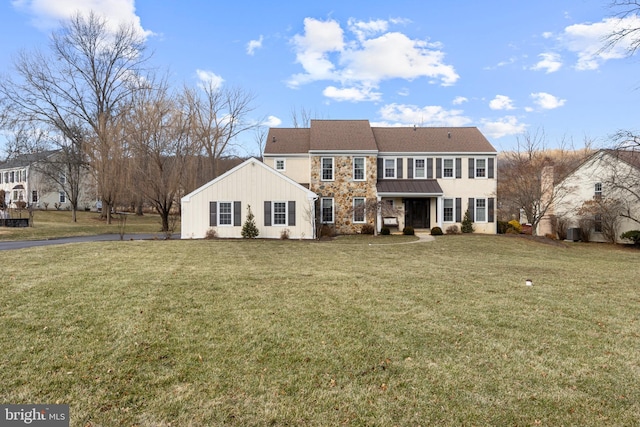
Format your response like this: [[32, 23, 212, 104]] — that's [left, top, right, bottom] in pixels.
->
[[185, 82, 257, 184], [123, 77, 193, 232], [0, 12, 152, 224], [498, 129, 585, 235], [599, 133, 640, 225], [577, 197, 625, 243], [603, 1, 640, 55]]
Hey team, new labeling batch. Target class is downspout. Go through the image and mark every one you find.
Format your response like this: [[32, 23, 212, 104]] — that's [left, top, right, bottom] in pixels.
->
[[309, 195, 319, 239]]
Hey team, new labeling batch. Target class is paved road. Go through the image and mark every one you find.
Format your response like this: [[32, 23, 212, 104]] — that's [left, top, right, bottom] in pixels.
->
[[0, 233, 179, 251]]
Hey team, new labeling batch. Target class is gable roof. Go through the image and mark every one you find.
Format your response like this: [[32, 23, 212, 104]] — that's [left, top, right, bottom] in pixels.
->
[[264, 120, 495, 155], [0, 150, 58, 169], [606, 148, 640, 170], [181, 157, 317, 202]]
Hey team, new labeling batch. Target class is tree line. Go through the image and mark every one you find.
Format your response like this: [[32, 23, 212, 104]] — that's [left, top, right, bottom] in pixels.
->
[[0, 12, 261, 230]]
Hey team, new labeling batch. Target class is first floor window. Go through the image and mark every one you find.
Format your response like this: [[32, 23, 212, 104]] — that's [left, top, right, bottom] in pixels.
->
[[353, 198, 366, 223], [475, 198, 486, 222], [32, 191, 38, 203], [273, 202, 287, 225], [594, 214, 603, 232], [219, 202, 232, 225], [444, 198, 454, 222], [59, 191, 66, 203], [321, 198, 334, 223]]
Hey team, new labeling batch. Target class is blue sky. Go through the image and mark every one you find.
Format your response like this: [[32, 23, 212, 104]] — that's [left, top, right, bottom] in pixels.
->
[[1, 0, 639, 155]]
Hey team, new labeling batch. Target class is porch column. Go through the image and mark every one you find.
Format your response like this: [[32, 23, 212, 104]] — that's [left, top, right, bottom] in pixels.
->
[[376, 195, 382, 232], [436, 195, 443, 229]]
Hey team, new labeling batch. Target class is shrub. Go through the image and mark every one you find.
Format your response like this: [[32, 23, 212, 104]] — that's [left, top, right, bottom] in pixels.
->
[[320, 224, 336, 238], [204, 228, 218, 239], [446, 225, 460, 235], [360, 223, 374, 235], [620, 230, 640, 246], [380, 226, 390, 235], [280, 229, 290, 240], [544, 233, 557, 240], [461, 210, 474, 233], [430, 226, 443, 236], [403, 226, 415, 235], [497, 221, 509, 234], [241, 205, 259, 238], [507, 219, 522, 234]]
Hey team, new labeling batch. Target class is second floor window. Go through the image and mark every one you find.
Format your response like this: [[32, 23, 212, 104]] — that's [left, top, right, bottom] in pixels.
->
[[414, 158, 426, 178], [353, 157, 365, 180], [443, 159, 454, 178], [594, 182, 602, 199], [275, 159, 285, 171], [475, 158, 486, 178], [322, 157, 334, 181], [384, 159, 395, 178]]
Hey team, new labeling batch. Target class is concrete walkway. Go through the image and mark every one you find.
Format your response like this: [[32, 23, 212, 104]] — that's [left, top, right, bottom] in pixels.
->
[[368, 232, 435, 246], [0, 233, 178, 251]]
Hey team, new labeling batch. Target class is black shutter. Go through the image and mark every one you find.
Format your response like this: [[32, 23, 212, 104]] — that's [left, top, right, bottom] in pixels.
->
[[488, 198, 495, 223], [468, 198, 475, 222], [436, 158, 442, 179], [209, 201, 217, 227], [233, 201, 241, 226], [427, 158, 433, 179], [488, 158, 495, 179], [397, 158, 403, 179], [468, 158, 475, 179], [264, 201, 271, 226], [456, 158, 462, 179], [377, 158, 383, 179], [455, 198, 462, 222], [288, 201, 296, 226], [407, 158, 413, 179]]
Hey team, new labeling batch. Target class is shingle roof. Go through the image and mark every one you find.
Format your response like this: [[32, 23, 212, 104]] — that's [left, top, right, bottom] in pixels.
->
[[0, 150, 58, 169], [264, 120, 496, 155], [607, 149, 640, 170], [377, 179, 443, 195], [372, 127, 496, 153]]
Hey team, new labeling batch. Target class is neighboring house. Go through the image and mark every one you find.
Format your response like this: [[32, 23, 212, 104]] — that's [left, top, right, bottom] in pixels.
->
[[549, 149, 640, 243], [0, 151, 94, 211], [181, 157, 318, 239], [182, 120, 498, 239], [265, 119, 497, 235]]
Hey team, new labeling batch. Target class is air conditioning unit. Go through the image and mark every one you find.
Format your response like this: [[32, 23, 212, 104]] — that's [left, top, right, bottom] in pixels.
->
[[566, 227, 581, 242]]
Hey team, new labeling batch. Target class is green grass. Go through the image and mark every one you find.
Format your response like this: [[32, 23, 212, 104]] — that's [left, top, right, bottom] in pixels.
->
[[0, 209, 173, 240], [1, 235, 638, 426]]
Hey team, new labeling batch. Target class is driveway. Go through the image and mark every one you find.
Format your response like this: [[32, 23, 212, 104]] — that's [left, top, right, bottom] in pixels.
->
[[0, 233, 178, 251]]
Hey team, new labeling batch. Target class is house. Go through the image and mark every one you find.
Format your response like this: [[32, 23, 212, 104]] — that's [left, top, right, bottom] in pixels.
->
[[548, 149, 640, 243], [181, 157, 318, 239], [181, 120, 497, 239], [265, 120, 497, 235]]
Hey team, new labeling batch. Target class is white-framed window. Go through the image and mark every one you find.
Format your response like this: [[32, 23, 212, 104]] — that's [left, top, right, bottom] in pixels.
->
[[443, 158, 454, 178], [594, 182, 602, 199], [353, 197, 366, 223], [414, 158, 426, 178], [60, 173, 67, 185], [321, 198, 334, 223], [32, 190, 38, 203], [273, 201, 287, 225], [475, 158, 487, 178], [594, 214, 603, 232], [384, 158, 396, 178], [10, 171, 15, 183], [353, 157, 365, 181], [475, 198, 487, 222], [321, 157, 334, 181], [443, 198, 454, 222], [59, 191, 66, 203], [275, 158, 285, 171], [218, 201, 233, 226]]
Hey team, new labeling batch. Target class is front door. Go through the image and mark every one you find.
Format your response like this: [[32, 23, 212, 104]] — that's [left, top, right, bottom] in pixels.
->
[[405, 198, 429, 229]]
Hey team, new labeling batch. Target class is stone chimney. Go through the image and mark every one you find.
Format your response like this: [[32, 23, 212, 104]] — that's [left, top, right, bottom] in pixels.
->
[[537, 164, 555, 236]]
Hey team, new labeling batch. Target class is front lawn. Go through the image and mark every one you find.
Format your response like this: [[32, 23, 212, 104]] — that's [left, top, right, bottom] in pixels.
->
[[0, 236, 638, 426]]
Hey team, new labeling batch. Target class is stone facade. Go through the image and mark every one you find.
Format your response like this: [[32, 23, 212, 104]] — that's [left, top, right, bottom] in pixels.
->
[[310, 155, 378, 234]]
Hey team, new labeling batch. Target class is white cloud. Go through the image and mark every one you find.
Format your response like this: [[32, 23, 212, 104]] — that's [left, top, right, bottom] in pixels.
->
[[263, 116, 282, 127], [12, 0, 152, 38], [560, 16, 640, 70], [247, 35, 263, 56], [378, 103, 472, 127], [288, 17, 459, 95], [531, 52, 563, 73], [452, 96, 468, 105], [481, 116, 527, 139], [196, 69, 224, 90], [530, 92, 566, 109], [489, 95, 515, 111], [323, 86, 381, 102]]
